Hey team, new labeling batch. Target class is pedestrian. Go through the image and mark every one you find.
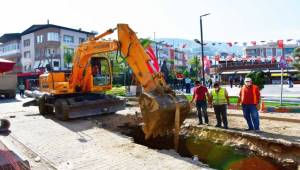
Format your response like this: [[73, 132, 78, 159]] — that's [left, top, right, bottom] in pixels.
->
[[234, 76, 239, 87], [229, 76, 233, 88], [237, 78, 261, 132], [19, 82, 25, 98], [185, 77, 191, 93], [208, 78, 213, 89], [239, 76, 244, 88], [288, 75, 294, 88], [209, 82, 230, 129], [191, 81, 209, 125]]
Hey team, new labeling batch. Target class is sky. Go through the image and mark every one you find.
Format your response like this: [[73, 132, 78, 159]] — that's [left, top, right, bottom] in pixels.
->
[[1, 0, 300, 42]]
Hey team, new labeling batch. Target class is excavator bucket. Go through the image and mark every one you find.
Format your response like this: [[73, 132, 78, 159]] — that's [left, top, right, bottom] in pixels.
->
[[139, 91, 190, 139]]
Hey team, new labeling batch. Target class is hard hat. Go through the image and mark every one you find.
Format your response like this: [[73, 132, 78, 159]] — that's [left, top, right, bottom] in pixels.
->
[[244, 77, 252, 82]]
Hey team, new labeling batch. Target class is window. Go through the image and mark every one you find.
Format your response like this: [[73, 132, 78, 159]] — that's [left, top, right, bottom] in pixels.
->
[[91, 57, 111, 86], [24, 51, 31, 58], [64, 47, 74, 55], [53, 61, 59, 67], [79, 37, 85, 43], [23, 39, 30, 47], [63, 35, 74, 43], [276, 48, 283, 56], [46, 48, 56, 57], [37, 35, 43, 43], [266, 48, 272, 56], [47, 32, 59, 41]]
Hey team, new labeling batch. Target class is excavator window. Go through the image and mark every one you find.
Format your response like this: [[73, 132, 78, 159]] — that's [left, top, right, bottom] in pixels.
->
[[91, 56, 111, 86]]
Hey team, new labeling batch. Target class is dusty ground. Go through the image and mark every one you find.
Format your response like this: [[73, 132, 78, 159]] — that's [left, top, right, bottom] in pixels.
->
[[0, 96, 299, 169], [185, 107, 300, 144]]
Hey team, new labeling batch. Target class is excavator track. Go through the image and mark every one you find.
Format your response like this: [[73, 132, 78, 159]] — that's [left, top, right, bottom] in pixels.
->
[[139, 92, 190, 139], [25, 93, 126, 120]]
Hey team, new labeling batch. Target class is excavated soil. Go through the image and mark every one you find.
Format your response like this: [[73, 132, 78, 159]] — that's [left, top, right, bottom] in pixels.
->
[[94, 108, 299, 170]]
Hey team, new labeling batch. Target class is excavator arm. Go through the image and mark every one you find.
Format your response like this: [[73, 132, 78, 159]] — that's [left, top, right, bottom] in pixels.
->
[[68, 24, 190, 138]]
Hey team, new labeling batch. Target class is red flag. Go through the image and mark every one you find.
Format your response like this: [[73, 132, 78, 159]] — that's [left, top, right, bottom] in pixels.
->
[[182, 44, 187, 48], [251, 41, 256, 45], [277, 40, 284, 49], [227, 42, 232, 47], [256, 56, 262, 62], [226, 55, 233, 61], [271, 56, 276, 63], [214, 55, 220, 61], [145, 45, 159, 73]]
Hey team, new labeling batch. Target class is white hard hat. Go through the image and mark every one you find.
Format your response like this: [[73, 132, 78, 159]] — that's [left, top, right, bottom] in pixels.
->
[[244, 77, 252, 82]]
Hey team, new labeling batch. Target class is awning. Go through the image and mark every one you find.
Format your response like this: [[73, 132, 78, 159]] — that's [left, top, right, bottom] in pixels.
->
[[271, 73, 288, 77], [0, 59, 15, 73], [220, 71, 236, 75], [236, 70, 251, 74]]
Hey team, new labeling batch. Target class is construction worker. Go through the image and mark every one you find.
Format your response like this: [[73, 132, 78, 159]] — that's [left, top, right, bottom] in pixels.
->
[[237, 78, 261, 132], [209, 82, 230, 129], [191, 81, 209, 125]]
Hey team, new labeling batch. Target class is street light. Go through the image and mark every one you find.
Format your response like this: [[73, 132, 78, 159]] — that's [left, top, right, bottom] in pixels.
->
[[195, 13, 210, 85]]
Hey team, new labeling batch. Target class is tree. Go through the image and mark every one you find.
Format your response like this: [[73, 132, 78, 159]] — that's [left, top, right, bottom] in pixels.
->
[[63, 47, 74, 69], [183, 69, 189, 77], [188, 56, 202, 68], [292, 47, 300, 74], [246, 71, 265, 90]]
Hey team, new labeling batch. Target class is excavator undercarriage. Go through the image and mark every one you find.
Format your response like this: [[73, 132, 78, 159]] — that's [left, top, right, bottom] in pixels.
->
[[25, 92, 125, 120]]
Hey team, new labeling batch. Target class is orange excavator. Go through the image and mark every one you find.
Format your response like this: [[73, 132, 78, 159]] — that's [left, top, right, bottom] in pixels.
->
[[24, 24, 190, 139]]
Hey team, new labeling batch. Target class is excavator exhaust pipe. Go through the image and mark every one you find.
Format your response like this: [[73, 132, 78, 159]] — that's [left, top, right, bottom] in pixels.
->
[[139, 92, 190, 139]]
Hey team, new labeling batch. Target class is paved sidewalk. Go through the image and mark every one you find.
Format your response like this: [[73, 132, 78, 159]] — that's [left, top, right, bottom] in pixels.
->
[[0, 96, 208, 170]]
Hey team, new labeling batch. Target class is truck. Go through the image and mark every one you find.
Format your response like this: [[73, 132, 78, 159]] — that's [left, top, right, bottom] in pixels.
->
[[0, 73, 17, 99]]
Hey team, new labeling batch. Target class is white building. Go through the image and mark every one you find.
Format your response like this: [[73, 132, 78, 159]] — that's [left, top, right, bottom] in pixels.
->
[[0, 23, 94, 73]]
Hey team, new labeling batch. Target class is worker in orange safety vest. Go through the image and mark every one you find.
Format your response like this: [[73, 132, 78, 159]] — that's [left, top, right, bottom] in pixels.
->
[[237, 77, 261, 132]]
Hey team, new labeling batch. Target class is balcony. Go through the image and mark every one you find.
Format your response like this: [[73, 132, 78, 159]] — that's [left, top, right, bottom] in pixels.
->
[[0, 49, 21, 57]]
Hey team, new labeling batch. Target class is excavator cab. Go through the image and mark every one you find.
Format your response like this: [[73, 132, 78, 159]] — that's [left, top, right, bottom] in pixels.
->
[[90, 55, 112, 92]]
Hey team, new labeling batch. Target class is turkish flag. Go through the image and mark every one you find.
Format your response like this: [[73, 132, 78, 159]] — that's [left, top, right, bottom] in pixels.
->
[[227, 42, 232, 47], [146, 46, 159, 73], [277, 40, 284, 49]]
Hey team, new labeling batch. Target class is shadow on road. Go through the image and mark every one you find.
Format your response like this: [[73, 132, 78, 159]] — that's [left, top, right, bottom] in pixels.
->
[[0, 98, 21, 104]]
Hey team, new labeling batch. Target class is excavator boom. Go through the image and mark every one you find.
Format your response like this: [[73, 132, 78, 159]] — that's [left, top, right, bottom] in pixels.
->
[[115, 24, 190, 138]]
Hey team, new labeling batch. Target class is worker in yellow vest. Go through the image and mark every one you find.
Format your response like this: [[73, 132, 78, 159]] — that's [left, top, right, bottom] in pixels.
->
[[209, 82, 230, 129]]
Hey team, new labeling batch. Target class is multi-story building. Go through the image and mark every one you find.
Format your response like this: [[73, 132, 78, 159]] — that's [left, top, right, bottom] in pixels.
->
[[244, 42, 297, 57], [154, 44, 188, 72], [0, 23, 94, 73], [212, 42, 299, 84], [0, 33, 22, 72]]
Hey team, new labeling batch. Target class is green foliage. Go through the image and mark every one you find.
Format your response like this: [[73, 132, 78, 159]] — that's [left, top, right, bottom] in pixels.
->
[[107, 52, 126, 75], [105, 86, 125, 96], [64, 50, 73, 69], [292, 47, 300, 75], [188, 57, 202, 68], [183, 69, 189, 77], [246, 71, 265, 90]]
